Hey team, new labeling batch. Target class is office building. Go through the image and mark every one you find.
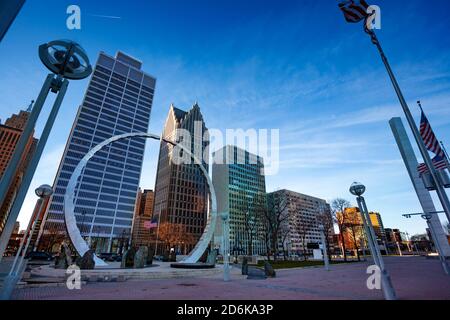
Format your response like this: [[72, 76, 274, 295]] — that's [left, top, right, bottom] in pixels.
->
[[37, 51, 156, 253], [369, 211, 387, 243], [0, 107, 37, 235], [213, 145, 267, 256], [153, 104, 209, 251], [131, 189, 154, 247], [267, 189, 332, 256]]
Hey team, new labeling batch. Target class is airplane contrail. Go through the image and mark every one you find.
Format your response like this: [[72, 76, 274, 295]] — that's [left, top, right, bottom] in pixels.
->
[[88, 14, 122, 19]]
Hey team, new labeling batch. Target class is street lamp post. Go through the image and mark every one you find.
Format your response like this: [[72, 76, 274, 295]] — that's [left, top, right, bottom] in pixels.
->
[[1, 184, 53, 300], [422, 214, 450, 275], [405, 232, 412, 253], [221, 212, 231, 282], [402, 212, 449, 275], [360, 237, 367, 262], [396, 240, 403, 257], [350, 182, 397, 301], [318, 224, 330, 271], [0, 40, 92, 261]]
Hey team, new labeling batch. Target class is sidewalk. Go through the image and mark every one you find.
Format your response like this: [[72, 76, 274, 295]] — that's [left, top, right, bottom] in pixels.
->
[[10, 256, 450, 300]]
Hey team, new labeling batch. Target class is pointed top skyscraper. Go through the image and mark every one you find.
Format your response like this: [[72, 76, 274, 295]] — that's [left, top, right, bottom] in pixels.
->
[[153, 103, 209, 254]]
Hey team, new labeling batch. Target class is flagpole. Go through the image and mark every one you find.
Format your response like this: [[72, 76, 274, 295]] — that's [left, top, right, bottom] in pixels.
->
[[366, 29, 450, 223], [440, 141, 450, 164]]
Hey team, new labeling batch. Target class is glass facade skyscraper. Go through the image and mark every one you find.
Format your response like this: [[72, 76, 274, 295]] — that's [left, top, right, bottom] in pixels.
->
[[212, 145, 267, 256], [37, 51, 156, 253]]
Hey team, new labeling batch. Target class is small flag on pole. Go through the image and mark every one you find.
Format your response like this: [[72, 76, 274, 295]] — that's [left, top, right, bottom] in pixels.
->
[[338, 0, 370, 23]]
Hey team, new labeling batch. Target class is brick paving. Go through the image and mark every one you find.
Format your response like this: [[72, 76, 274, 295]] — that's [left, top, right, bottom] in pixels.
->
[[10, 256, 450, 300]]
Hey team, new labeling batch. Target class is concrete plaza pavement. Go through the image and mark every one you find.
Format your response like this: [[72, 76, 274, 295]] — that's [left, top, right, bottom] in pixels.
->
[[10, 256, 450, 300]]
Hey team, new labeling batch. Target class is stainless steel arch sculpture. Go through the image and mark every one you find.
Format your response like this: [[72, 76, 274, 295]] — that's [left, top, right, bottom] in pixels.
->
[[64, 132, 217, 267]]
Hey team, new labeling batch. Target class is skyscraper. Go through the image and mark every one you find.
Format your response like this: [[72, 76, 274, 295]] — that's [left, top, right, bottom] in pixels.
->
[[212, 145, 267, 256], [369, 211, 387, 243], [37, 51, 156, 253], [0, 107, 37, 235], [153, 103, 209, 251]]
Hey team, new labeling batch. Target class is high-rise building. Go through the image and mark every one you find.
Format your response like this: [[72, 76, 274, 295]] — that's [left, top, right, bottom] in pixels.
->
[[131, 189, 154, 247], [267, 189, 332, 256], [337, 208, 388, 253], [0, 107, 37, 235], [153, 104, 209, 251], [212, 145, 267, 256], [337, 207, 364, 251], [37, 51, 156, 253], [369, 211, 387, 243]]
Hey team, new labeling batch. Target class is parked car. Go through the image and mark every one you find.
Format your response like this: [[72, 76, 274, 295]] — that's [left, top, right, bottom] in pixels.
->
[[25, 251, 53, 261], [99, 253, 112, 261], [110, 253, 122, 262], [99, 252, 122, 262]]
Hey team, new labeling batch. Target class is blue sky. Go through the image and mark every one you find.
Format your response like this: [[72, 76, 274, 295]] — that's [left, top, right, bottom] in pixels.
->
[[1, 0, 450, 235]]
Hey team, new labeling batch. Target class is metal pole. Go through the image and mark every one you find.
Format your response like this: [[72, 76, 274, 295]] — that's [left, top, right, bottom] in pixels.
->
[[357, 196, 397, 300], [222, 213, 230, 282], [414, 243, 420, 256], [360, 237, 367, 262], [357, 198, 381, 266], [396, 241, 403, 256], [0, 74, 53, 205], [369, 30, 450, 223], [8, 198, 42, 275], [0, 219, 38, 300], [425, 217, 450, 275], [0, 79, 69, 262], [359, 198, 385, 269], [319, 226, 330, 271], [440, 141, 450, 163]]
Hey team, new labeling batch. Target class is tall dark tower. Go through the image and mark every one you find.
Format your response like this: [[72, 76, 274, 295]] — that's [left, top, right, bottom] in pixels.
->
[[153, 103, 209, 252]]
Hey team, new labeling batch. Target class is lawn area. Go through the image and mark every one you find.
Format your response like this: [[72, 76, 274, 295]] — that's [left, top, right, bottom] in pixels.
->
[[257, 260, 360, 269]]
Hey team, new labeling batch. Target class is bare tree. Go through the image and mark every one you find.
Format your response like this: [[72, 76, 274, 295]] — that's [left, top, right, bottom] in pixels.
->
[[263, 193, 289, 261], [345, 208, 364, 261], [243, 196, 259, 256], [316, 208, 334, 262], [157, 222, 196, 252], [331, 198, 351, 262], [292, 204, 316, 261]]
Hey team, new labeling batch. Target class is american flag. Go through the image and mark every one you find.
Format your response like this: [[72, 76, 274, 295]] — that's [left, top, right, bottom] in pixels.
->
[[338, 0, 370, 23], [417, 154, 449, 174], [420, 110, 444, 157], [144, 216, 158, 229]]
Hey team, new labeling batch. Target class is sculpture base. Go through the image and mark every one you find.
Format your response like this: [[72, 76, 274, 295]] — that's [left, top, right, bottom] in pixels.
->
[[170, 263, 215, 269]]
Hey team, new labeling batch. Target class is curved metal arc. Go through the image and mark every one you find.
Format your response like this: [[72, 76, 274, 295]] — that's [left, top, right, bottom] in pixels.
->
[[64, 132, 217, 267]]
